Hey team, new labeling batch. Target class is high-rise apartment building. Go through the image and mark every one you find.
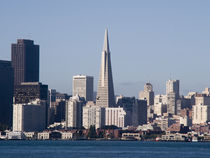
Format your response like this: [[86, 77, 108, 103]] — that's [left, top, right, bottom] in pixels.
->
[[192, 104, 210, 124], [0, 60, 14, 127], [73, 75, 93, 101], [83, 104, 105, 129], [65, 95, 84, 128], [13, 99, 46, 132], [105, 107, 126, 128], [96, 29, 115, 107], [11, 39, 39, 85]]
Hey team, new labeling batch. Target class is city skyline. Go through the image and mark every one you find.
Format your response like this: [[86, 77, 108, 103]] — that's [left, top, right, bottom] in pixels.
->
[[1, 1, 210, 97]]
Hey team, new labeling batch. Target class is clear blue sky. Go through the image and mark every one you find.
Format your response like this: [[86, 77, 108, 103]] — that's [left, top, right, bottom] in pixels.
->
[[1, 0, 210, 97]]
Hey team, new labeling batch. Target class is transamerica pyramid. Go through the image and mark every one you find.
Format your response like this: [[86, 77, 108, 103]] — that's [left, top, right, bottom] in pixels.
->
[[96, 29, 115, 107]]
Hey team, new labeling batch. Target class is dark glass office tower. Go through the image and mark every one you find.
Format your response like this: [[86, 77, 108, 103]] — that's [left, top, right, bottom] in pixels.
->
[[14, 82, 48, 104], [0, 60, 14, 129], [11, 39, 39, 85]]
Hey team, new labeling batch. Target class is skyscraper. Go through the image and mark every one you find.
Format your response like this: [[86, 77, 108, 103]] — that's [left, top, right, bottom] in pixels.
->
[[0, 60, 14, 128], [13, 82, 48, 104], [96, 29, 115, 107], [11, 39, 39, 85], [139, 83, 154, 106], [139, 83, 154, 121], [65, 95, 84, 128], [166, 80, 180, 115], [73, 75, 93, 101], [166, 80, 179, 97], [13, 99, 46, 132]]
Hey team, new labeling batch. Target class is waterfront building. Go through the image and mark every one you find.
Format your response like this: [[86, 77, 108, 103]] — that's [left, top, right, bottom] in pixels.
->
[[11, 39, 39, 85], [37, 131, 50, 140], [65, 95, 84, 128], [105, 107, 126, 128], [83, 103, 105, 129], [192, 104, 210, 124], [73, 75, 93, 101], [96, 29, 115, 107], [13, 99, 46, 132], [61, 131, 73, 140], [0, 60, 14, 127]]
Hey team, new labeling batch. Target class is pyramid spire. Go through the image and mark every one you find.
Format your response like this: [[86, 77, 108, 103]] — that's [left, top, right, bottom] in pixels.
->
[[96, 29, 115, 108], [103, 28, 109, 52]]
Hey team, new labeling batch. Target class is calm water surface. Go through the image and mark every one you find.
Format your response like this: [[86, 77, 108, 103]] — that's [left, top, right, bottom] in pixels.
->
[[0, 140, 210, 158]]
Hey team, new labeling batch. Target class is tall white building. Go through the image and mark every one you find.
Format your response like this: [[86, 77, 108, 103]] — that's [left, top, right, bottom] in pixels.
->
[[83, 104, 105, 129], [73, 75, 93, 101], [65, 95, 84, 128], [192, 104, 210, 124], [105, 107, 126, 128], [13, 99, 46, 132]]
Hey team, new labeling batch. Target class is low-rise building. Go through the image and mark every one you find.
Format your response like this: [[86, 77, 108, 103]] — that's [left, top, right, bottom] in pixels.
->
[[161, 132, 187, 141], [7, 131, 26, 140], [122, 133, 141, 140], [37, 131, 50, 140], [61, 131, 73, 140], [24, 132, 35, 139]]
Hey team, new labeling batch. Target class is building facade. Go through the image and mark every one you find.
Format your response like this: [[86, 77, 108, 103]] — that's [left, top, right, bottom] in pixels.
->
[[132, 100, 147, 126], [166, 80, 180, 115], [83, 105, 105, 129], [11, 39, 39, 85], [13, 99, 46, 132], [139, 83, 154, 105], [0, 60, 14, 128], [13, 82, 48, 104], [73, 75, 93, 101], [65, 95, 84, 128], [105, 107, 126, 128], [192, 104, 210, 124]]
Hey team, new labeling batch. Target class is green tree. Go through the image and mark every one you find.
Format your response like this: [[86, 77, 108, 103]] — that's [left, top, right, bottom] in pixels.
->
[[88, 125, 97, 139]]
